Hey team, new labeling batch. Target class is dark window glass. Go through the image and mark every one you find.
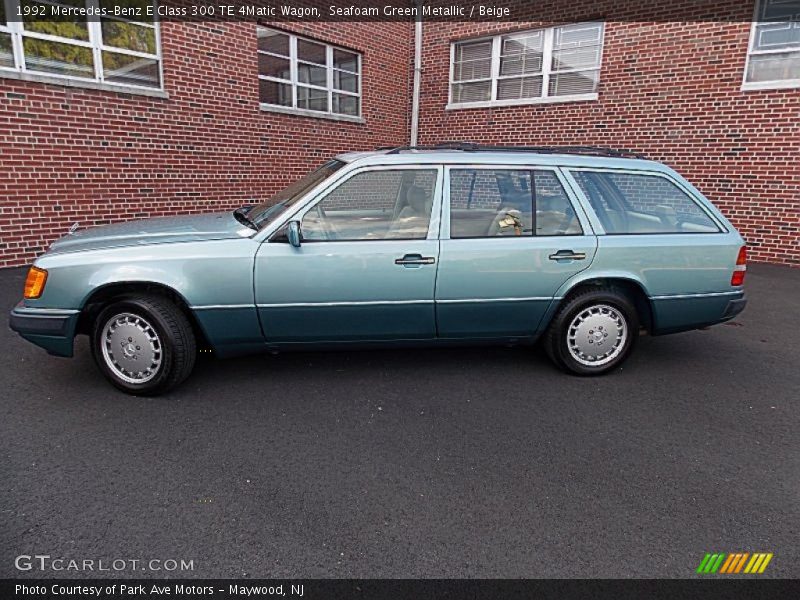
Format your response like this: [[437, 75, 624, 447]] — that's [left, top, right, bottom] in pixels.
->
[[102, 51, 159, 88], [0, 33, 13, 69], [258, 29, 289, 56], [259, 79, 292, 106], [23, 37, 94, 78]]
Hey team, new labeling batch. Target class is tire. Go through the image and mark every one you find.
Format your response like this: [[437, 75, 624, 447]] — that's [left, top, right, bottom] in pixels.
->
[[91, 295, 196, 395], [544, 287, 639, 376]]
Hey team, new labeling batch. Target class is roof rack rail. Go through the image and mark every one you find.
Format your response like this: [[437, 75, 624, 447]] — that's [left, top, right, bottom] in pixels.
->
[[378, 143, 647, 160], [377, 142, 475, 154]]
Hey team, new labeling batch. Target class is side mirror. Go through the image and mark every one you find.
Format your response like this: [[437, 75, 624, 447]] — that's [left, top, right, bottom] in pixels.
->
[[286, 220, 302, 248]]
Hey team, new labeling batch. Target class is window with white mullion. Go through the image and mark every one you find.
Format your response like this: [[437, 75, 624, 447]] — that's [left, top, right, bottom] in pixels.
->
[[744, 0, 800, 87], [3, 0, 24, 71], [290, 34, 298, 109], [86, 0, 104, 82], [0, 0, 14, 70], [451, 37, 493, 103], [326, 45, 333, 115], [1, 0, 162, 89], [257, 27, 362, 118], [16, 29, 95, 49], [541, 28, 554, 99], [99, 44, 160, 61], [451, 22, 603, 106], [490, 36, 500, 102], [94, 0, 161, 89], [752, 45, 800, 55]]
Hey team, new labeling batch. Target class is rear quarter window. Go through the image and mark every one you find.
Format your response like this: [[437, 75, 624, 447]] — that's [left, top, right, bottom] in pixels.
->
[[571, 171, 721, 234]]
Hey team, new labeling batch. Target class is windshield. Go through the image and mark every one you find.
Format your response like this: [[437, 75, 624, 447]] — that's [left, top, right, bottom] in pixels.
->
[[246, 160, 346, 227]]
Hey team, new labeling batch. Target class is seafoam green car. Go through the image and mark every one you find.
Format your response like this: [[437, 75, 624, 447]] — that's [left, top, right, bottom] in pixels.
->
[[9, 145, 747, 395]]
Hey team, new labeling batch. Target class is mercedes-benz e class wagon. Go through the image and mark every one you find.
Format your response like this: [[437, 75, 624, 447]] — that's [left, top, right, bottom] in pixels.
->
[[10, 144, 747, 395]]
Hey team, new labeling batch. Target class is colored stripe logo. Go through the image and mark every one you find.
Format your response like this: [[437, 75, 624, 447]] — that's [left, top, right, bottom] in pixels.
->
[[696, 552, 773, 574]]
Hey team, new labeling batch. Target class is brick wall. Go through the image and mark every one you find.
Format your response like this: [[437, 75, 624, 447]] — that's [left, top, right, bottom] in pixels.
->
[[0, 20, 412, 267], [2, 2, 799, 268], [417, 0, 800, 265]]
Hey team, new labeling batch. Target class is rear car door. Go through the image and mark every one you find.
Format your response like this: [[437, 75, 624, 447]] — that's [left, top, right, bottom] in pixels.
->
[[435, 166, 597, 339], [254, 166, 443, 343]]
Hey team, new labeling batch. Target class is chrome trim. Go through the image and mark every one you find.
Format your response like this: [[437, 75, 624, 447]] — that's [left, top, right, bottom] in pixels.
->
[[650, 291, 742, 300], [16, 307, 80, 316], [191, 304, 254, 311], [436, 297, 551, 304], [257, 300, 434, 308], [199, 297, 555, 310]]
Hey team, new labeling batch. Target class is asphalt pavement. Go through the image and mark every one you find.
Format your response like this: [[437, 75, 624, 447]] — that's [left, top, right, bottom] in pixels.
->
[[1, 264, 798, 578]]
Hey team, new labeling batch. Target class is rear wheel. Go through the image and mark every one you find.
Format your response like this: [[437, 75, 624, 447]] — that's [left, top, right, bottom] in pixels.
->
[[544, 288, 638, 375], [91, 296, 196, 395]]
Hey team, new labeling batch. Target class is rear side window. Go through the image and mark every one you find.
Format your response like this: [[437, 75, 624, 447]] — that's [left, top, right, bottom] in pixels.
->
[[449, 169, 582, 238], [571, 171, 721, 234]]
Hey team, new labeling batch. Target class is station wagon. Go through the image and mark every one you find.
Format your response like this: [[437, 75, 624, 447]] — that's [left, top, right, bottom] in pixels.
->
[[9, 144, 747, 395]]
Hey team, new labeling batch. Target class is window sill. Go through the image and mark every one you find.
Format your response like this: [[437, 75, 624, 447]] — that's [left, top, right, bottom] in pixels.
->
[[741, 80, 800, 92], [259, 104, 365, 123], [446, 93, 598, 110], [0, 69, 168, 99]]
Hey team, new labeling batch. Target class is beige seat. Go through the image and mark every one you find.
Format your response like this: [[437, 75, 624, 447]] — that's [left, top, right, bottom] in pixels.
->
[[386, 186, 432, 239]]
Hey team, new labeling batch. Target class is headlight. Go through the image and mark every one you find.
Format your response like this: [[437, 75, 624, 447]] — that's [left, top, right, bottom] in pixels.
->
[[23, 266, 48, 299]]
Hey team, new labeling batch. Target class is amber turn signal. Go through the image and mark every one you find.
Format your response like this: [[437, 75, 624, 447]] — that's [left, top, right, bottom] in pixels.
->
[[23, 267, 48, 299]]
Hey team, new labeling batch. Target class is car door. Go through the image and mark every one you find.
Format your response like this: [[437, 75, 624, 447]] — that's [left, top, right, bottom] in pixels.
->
[[435, 165, 597, 339], [254, 165, 442, 344]]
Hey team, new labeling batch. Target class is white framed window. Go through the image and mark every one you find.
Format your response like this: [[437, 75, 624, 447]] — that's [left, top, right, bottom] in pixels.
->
[[743, 0, 800, 90], [257, 27, 361, 121], [448, 22, 604, 109], [0, 0, 162, 92]]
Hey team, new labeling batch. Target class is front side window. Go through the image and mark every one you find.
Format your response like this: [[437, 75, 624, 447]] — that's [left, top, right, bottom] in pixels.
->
[[302, 170, 437, 241], [450, 22, 604, 107], [571, 171, 721, 234], [0, 1, 161, 90], [744, 0, 800, 88], [449, 169, 582, 238], [258, 28, 361, 118]]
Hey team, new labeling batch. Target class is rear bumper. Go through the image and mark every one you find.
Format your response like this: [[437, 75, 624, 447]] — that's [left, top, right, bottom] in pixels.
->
[[8, 304, 79, 357], [721, 297, 747, 321], [651, 291, 746, 335]]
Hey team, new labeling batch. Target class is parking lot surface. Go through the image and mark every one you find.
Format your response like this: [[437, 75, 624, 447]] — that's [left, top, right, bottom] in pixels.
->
[[1, 264, 799, 578]]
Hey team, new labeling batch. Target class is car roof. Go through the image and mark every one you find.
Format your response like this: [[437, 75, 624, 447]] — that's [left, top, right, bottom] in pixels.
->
[[335, 148, 669, 172]]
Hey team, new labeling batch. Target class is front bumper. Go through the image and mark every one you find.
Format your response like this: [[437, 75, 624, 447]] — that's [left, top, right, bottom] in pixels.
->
[[9, 304, 80, 357]]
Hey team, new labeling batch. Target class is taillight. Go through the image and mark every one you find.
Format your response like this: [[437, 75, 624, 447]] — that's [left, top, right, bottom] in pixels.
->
[[731, 246, 746, 286], [23, 266, 48, 299]]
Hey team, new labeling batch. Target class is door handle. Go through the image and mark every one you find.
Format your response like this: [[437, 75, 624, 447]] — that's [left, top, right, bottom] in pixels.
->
[[549, 250, 586, 261], [395, 253, 436, 266]]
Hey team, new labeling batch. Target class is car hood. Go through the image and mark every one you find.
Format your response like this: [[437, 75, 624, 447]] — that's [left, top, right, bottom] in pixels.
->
[[46, 212, 252, 255]]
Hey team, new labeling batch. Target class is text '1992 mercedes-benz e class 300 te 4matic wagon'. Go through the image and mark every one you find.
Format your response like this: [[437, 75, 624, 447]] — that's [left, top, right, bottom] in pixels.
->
[[10, 144, 747, 395]]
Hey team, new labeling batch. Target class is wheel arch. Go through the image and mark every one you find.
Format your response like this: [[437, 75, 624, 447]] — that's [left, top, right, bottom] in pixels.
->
[[546, 273, 655, 333], [76, 281, 212, 351]]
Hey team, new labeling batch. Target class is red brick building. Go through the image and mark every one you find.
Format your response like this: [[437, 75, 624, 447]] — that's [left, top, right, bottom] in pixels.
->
[[1, 0, 798, 267], [0, 16, 413, 267]]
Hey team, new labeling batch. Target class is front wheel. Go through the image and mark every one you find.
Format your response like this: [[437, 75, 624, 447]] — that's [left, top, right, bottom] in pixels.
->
[[544, 288, 639, 376], [91, 296, 196, 395]]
